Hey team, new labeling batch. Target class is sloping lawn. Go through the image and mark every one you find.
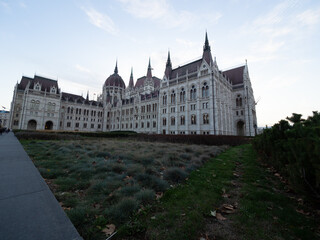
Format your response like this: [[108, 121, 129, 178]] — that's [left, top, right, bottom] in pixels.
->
[[116, 144, 319, 240]]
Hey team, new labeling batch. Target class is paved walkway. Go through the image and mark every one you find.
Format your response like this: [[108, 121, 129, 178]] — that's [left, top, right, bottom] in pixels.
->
[[0, 132, 82, 240]]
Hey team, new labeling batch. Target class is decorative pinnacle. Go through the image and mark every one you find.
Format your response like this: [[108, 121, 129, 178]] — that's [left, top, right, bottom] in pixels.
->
[[114, 60, 118, 74], [166, 50, 172, 67], [204, 31, 211, 51], [147, 58, 152, 78]]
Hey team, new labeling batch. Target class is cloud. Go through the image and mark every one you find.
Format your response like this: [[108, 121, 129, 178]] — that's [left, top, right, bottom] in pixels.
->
[[0, 1, 9, 9], [118, 0, 168, 19], [82, 7, 117, 34], [235, 0, 320, 63], [297, 8, 320, 26], [75, 64, 91, 74], [117, 0, 222, 29], [19, 2, 26, 8]]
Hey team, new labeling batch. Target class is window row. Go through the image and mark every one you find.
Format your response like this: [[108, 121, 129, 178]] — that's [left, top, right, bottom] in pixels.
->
[[162, 83, 210, 105], [67, 107, 103, 117], [67, 122, 101, 129], [162, 114, 210, 126], [141, 103, 158, 113]]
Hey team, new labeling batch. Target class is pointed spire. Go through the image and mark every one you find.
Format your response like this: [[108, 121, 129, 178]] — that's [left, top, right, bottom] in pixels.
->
[[165, 50, 172, 79], [204, 31, 210, 51], [129, 67, 134, 88], [147, 58, 152, 79], [86, 91, 89, 101], [202, 31, 213, 64], [166, 51, 172, 68], [114, 60, 118, 74]]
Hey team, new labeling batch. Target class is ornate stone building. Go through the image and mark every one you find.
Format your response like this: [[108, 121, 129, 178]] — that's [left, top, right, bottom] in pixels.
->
[[9, 33, 257, 136]]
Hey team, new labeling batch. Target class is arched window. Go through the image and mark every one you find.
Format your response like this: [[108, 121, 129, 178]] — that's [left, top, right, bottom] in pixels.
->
[[50, 87, 56, 94], [163, 118, 167, 126], [162, 92, 167, 105], [30, 100, 36, 110], [236, 94, 242, 107], [203, 114, 209, 124], [202, 82, 209, 98], [180, 115, 185, 125], [34, 83, 40, 91], [171, 117, 175, 126], [71, 107, 74, 114], [35, 100, 40, 110], [180, 88, 186, 102], [190, 85, 196, 100], [67, 107, 70, 114], [171, 90, 176, 104], [191, 115, 196, 125]]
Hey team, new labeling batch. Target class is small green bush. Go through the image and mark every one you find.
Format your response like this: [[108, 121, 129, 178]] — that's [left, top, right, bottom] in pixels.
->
[[118, 185, 141, 197], [164, 167, 188, 184], [134, 189, 155, 205], [111, 163, 126, 173], [105, 198, 139, 225], [127, 164, 145, 177]]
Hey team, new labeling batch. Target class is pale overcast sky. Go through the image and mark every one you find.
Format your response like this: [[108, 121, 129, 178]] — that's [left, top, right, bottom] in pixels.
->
[[1, 0, 319, 127]]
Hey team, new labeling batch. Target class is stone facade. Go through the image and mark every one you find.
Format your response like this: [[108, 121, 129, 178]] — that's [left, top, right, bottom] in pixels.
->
[[9, 33, 257, 136], [0, 110, 10, 128]]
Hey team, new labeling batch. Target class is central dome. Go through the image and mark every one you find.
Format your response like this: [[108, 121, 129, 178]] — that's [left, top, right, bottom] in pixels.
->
[[104, 62, 126, 89]]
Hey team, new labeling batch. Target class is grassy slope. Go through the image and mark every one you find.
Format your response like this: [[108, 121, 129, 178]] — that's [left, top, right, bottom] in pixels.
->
[[117, 144, 319, 240]]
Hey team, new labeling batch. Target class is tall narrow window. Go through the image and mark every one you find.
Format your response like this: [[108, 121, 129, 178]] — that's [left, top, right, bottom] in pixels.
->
[[162, 92, 167, 105], [180, 115, 185, 125], [236, 95, 243, 107], [171, 117, 175, 126], [202, 82, 209, 98], [191, 115, 196, 125], [180, 88, 186, 102], [190, 85, 196, 100], [171, 90, 176, 104], [163, 118, 167, 126], [203, 114, 209, 124]]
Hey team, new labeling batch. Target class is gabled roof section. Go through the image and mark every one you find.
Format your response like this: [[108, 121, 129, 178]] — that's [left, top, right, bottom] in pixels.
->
[[18, 75, 59, 93], [170, 59, 202, 79], [61, 92, 85, 102], [222, 65, 245, 85], [17, 76, 33, 90], [135, 76, 161, 88]]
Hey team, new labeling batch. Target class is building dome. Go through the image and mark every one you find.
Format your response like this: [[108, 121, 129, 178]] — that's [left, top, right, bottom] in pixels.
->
[[104, 62, 126, 89]]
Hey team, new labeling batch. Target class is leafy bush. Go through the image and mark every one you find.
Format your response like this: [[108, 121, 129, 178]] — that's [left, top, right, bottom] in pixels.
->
[[253, 111, 320, 197]]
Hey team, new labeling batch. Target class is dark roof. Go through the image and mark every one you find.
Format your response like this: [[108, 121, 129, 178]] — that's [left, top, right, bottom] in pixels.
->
[[61, 93, 103, 107], [170, 59, 202, 79], [61, 92, 85, 102], [135, 76, 160, 88], [18, 75, 59, 93], [105, 73, 126, 89], [222, 66, 245, 85]]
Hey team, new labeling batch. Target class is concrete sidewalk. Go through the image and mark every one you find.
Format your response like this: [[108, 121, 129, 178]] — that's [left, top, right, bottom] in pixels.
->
[[0, 132, 82, 240]]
